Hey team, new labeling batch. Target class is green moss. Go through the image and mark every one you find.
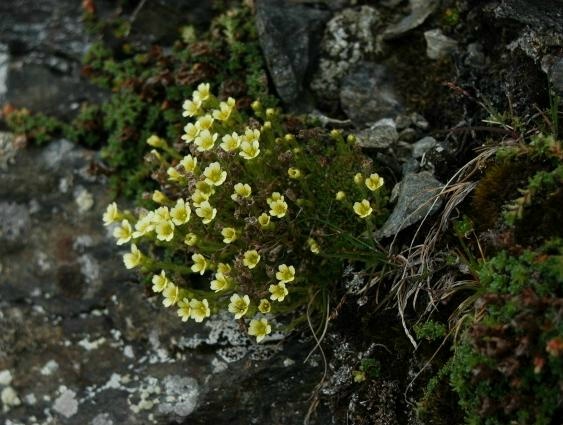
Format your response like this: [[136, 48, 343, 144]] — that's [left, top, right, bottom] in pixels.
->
[[449, 241, 563, 425], [3, 109, 65, 146], [415, 320, 448, 342]]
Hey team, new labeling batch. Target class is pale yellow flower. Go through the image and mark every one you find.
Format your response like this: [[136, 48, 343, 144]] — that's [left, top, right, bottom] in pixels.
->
[[103, 202, 120, 226], [179, 154, 197, 173], [353, 199, 373, 219], [217, 263, 231, 275], [177, 298, 191, 322], [365, 173, 384, 191], [266, 108, 276, 118], [242, 250, 261, 269], [353, 371, 366, 383], [189, 298, 211, 322], [191, 253, 207, 275], [184, 233, 198, 246], [123, 244, 142, 269], [243, 128, 260, 143], [151, 270, 169, 293], [195, 82, 211, 101], [275, 264, 295, 284], [221, 227, 237, 244], [195, 182, 215, 201], [239, 140, 260, 160], [258, 299, 271, 314], [162, 284, 179, 307], [195, 114, 214, 131], [113, 220, 132, 245], [228, 293, 250, 319], [258, 213, 270, 228], [269, 199, 288, 218], [203, 162, 227, 186], [248, 318, 271, 343], [210, 272, 230, 292], [288, 168, 301, 179], [353, 173, 364, 185], [330, 129, 342, 139], [212, 100, 233, 121], [167, 166, 183, 182], [170, 199, 191, 225], [266, 192, 283, 206], [152, 190, 168, 204], [269, 282, 288, 302], [195, 201, 217, 224], [132, 212, 155, 238], [231, 183, 251, 201], [221, 132, 241, 152], [181, 123, 200, 143], [153, 206, 170, 223], [146, 134, 167, 148], [191, 190, 210, 207], [251, 100, 261, 111], [155, 220, 175, 242], [194, 129, 218, 152], [307, 238, 320, 254], [182, 98, 201, 117], [335, 191, 346, 201]]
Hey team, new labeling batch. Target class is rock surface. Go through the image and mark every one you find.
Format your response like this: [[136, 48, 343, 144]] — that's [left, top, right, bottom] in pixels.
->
[[340, 63, 403, 127], [382, 0, 439, 40], [424, 29, 458, 60], [0, 0, 106, 117], [376, 172, 443, 239], [0, 139, 325, 424], [255, 0, 331, 109], [310, 6, 382, 107]]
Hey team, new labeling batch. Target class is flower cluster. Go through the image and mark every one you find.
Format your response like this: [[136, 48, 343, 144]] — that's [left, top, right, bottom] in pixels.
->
[[104, 84, 386, 343]]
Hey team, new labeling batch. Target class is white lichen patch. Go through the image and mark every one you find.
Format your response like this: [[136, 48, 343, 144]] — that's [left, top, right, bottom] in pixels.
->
[[123, 345, 135, 359], [0, 369, 13, 385], [157, 375, 199, 418], [77, 336, 106, 351], [40, 360, 59, 376], [1, 386, 21, 412], [74, 187, 94, 213], [52, 386, 78, 418], [92, 413, 114, 425], [311, 6, 381, 100]]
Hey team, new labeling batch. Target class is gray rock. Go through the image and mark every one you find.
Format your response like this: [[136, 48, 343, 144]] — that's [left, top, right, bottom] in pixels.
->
[[398, 128, 417, 143], [340, 63, 403, 126], [375, 172, 443, 238], [356, 119, 399, 149], [255, 0, 331, 108], [311, 6, 382, 105], [394, 114, 413, 130], [493, 0, 563, 33], [410, 112, 429, 130], [383, 0, 439, 40], [412, 136, 437, 158], [129, 0, 213, 45], [0, 43, 7, 98], [547, 56, 563, 95], [465, 42, 487, 68], [424, 29, 458, 60], [0, 0, 107, 117]]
